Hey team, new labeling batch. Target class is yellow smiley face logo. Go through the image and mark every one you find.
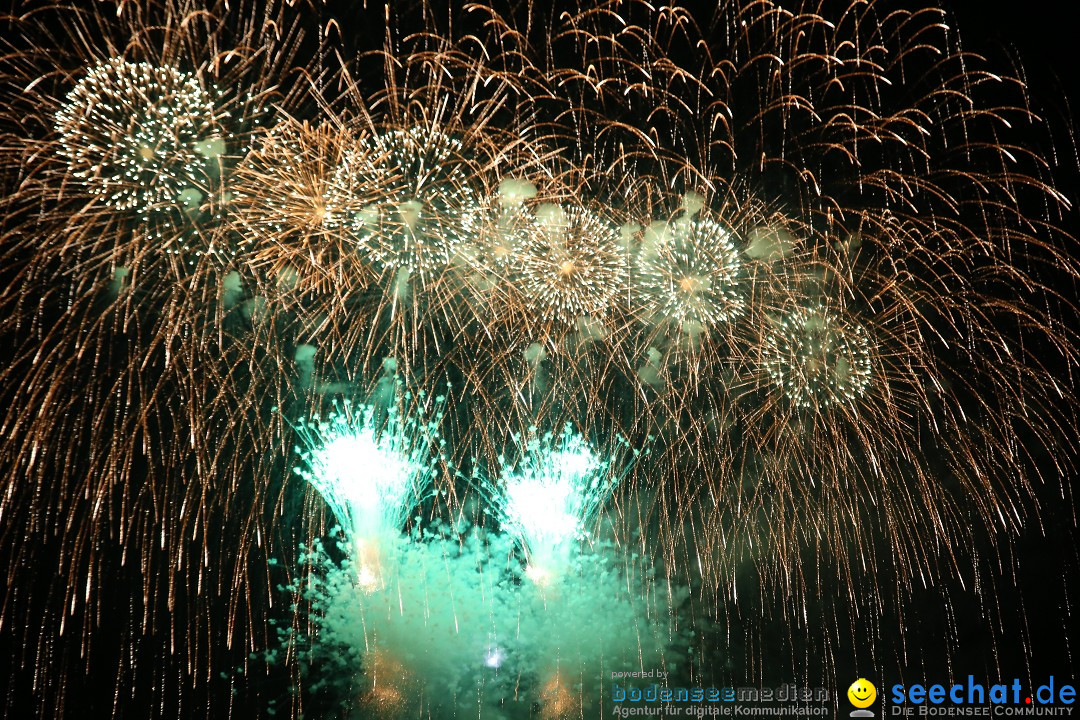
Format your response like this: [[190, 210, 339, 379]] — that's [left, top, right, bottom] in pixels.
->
[[848, 679, 877, 708]]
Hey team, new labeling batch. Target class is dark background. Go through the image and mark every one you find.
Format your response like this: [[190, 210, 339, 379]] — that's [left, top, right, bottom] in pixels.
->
[[953, 0, 1078, 688], [954, 0, 1080, 191], [830, 0, 1080, 697]]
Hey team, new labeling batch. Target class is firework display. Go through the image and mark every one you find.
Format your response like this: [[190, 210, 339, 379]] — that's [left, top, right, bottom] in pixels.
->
[[517, 205, 628, 326], [1, 0, 1077, 718], [283, 414, 679, 717], [55, 57, 220, 213], [761, 306, 873, 409], [633, 214, 745, 332], [346, 127, 481, 279], [292, 395, 443, 545]]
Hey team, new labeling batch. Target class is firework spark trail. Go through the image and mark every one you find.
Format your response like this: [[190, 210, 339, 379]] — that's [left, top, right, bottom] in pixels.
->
[[291, 394, 444, 560], [283, 417, 679, 718], [0, 0, 1077, 717], [0, 0, 321, 714]]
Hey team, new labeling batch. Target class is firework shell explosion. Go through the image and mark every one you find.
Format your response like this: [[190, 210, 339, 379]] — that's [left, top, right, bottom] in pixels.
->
[[1, 0, 1078, 718]]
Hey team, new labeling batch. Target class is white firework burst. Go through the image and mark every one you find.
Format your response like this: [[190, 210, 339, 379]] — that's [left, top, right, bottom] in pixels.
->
[[518, 204, 628, 325], [334, 127, 481, 279], [55, 57, 220, 213], [762, 305, 873, 408], [634, 215, 745, 330]]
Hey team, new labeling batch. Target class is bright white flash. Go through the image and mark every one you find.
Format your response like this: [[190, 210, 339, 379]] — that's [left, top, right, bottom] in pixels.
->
[[483, 646, 504, 669], [313, 429, 417, 524], [503, 440, 600, 547], [294, 399, 440, 542], [494, 426, 619, 573]]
